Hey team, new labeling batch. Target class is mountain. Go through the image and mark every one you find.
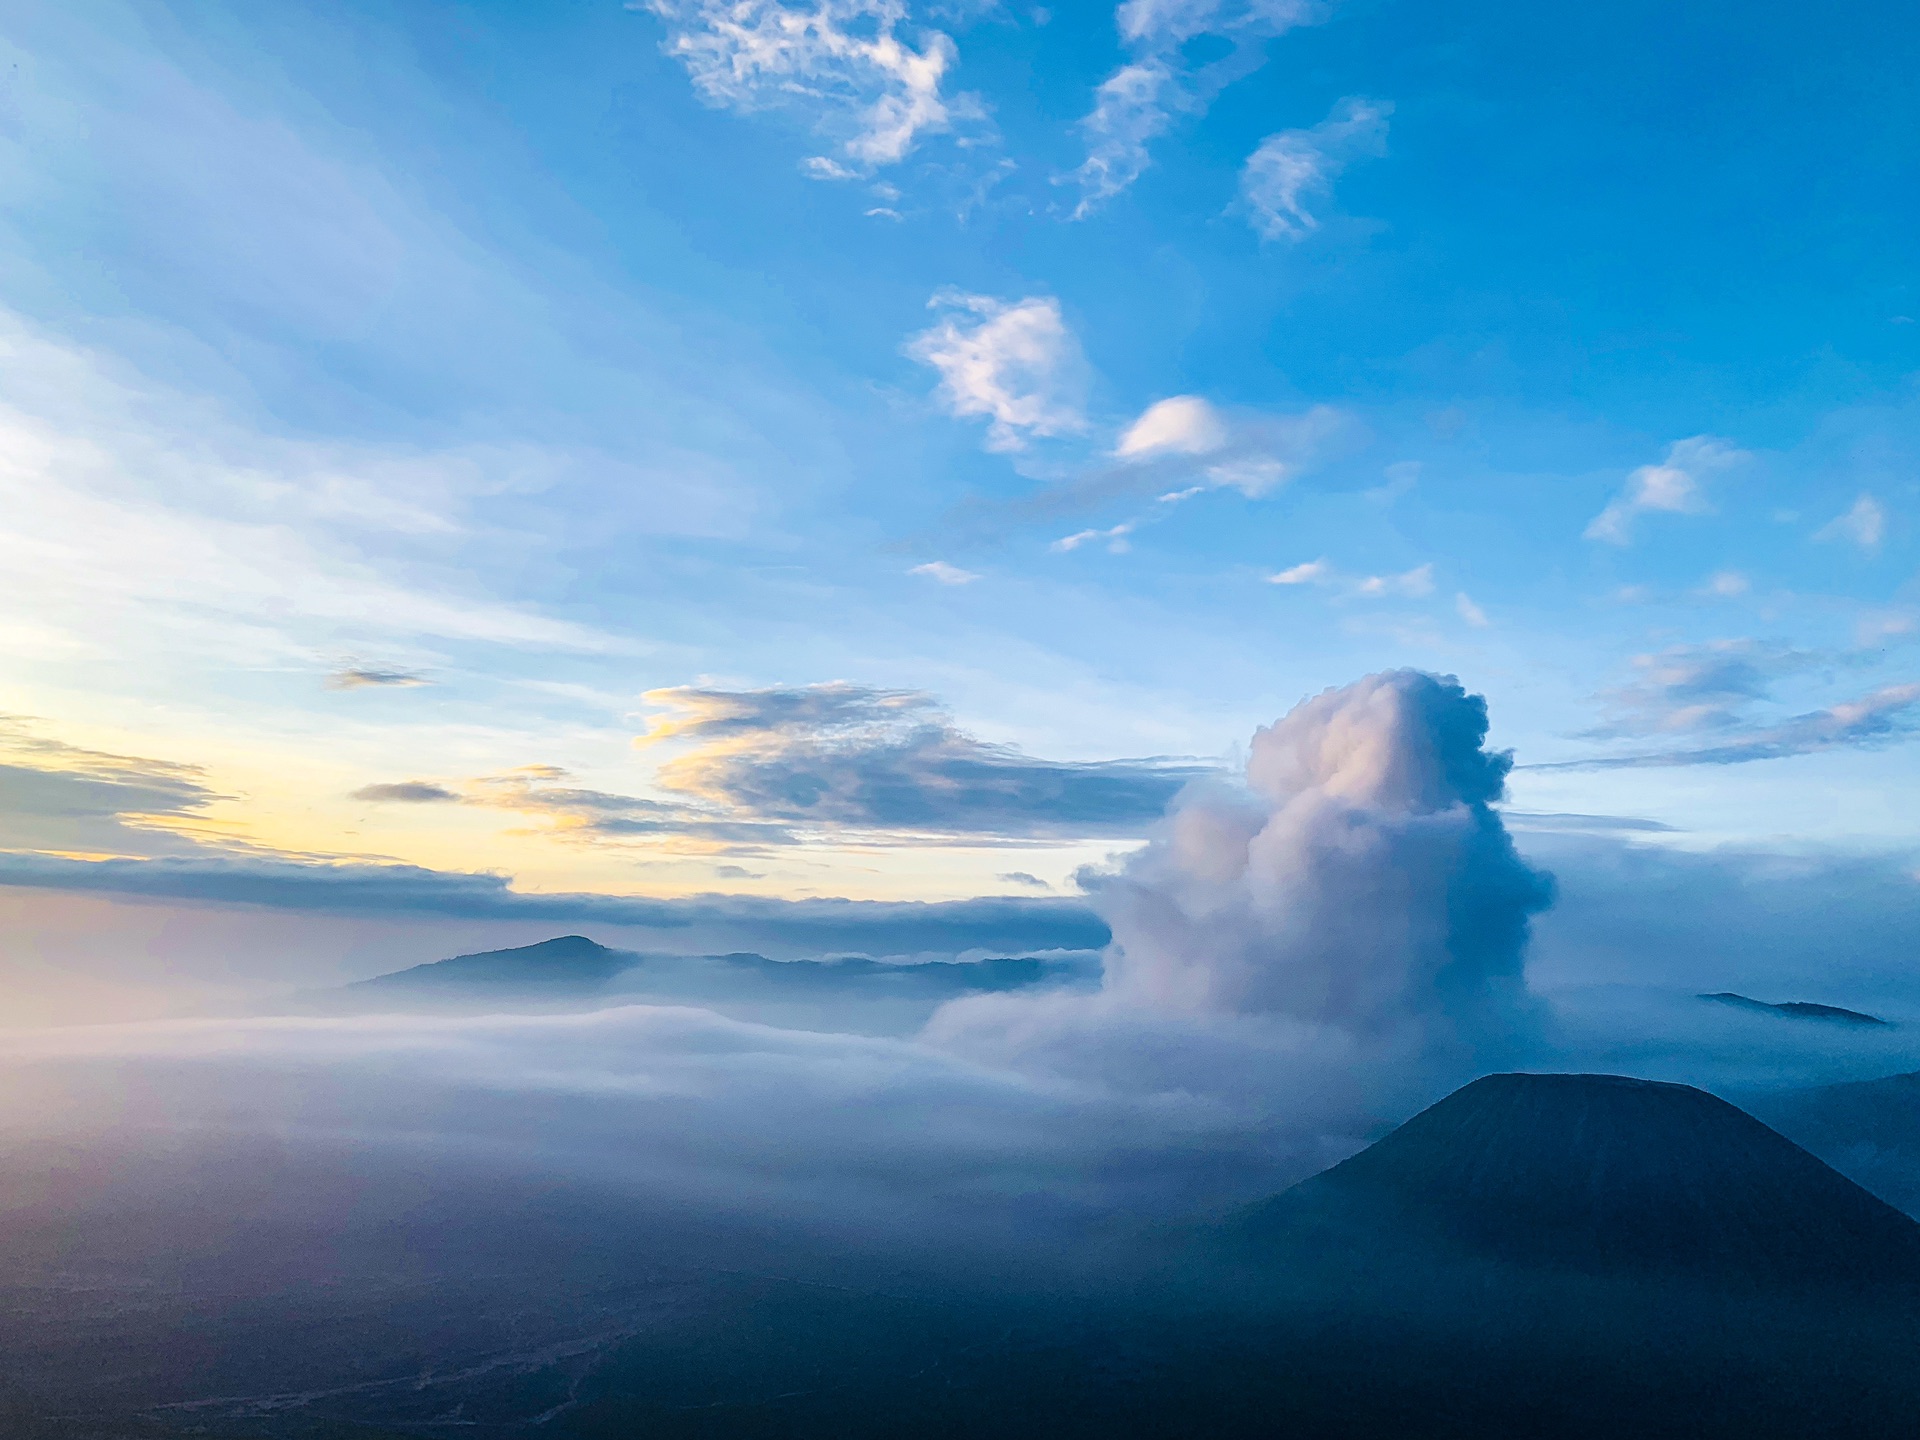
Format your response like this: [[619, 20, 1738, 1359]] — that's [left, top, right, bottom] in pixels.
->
[[315, 935, 1093, 1034], [1701, 991, 1888, 1025], [1748, 1069, 1920, 1217], [1239, 1071, 1920, 1287], [346, 934, 636, 991]]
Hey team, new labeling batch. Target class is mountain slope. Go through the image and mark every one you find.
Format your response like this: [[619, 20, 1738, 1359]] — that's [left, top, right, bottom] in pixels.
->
[[346, 935, 636, 992], [1241, 1071, 1920, 1287]]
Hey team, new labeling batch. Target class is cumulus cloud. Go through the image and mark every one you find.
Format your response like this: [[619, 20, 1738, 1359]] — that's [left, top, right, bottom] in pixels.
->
[[906, 292, 1088, 451], [1065, 0, 1329, 213], [1584, 435, 1746, 544], [1815, 494, 1887, 550], [1239, 97, 1391, 241], [640, 0, 971, 174], [638, 682, 1209, 836], [927, 671, 1554, 1150]]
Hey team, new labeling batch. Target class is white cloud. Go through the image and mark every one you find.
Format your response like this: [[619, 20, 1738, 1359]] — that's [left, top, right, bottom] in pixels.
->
[[0, 312, 626, 669], [906, 292, 1088, 451], [1114, 395, 1229, 459], [1240, 97, 1392, 242], [1455, 592, 1489, 627], [927, 670, 1552, 1147], [1269, 559, 1330, 585], [1583, 435, 1746, 545], [1355, 563, 1434, 598], [1065, 61, 1182, 216], [1699, 570, 1751, 598], [642, 0, 965, 172], [1052, 523, 1135, 554], [1064, 0, 1329, 212], [909, 560, 980, 584], [1815, 494, 1887, 551], [1268, 559, 1435, 600]]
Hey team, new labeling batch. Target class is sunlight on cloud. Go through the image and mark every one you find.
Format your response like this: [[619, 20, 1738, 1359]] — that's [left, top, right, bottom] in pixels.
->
[[0, 313, 628, 666], [640, 0, 971, 174], [906, 291, 1088, 451], [1583, 435, 1746, 544]]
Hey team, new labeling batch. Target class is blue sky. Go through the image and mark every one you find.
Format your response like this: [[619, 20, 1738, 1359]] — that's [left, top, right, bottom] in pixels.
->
[[1, 0, 1917, 959]]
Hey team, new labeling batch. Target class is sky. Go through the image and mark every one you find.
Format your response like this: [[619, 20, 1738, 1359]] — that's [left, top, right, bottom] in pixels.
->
[[1, 0, 1918, 1014]]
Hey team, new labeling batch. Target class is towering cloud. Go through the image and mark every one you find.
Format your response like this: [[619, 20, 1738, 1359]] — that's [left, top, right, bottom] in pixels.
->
[[928, 671, 1554, 1139], [1099, 671, 1549, 1039]]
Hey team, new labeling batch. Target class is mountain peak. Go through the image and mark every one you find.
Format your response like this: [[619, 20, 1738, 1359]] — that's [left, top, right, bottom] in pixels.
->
[[1244, 1071, 1920, 1287]]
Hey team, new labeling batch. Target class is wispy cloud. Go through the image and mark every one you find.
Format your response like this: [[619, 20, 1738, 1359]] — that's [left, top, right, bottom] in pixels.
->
[[1052, 522, 1134, 554], [1454, 592, 1490, 627], [351, 781, 460, 803], [638, 682, 1211, 837], [906, 292, 1088, 451], [328, 667, 431, 690], [1267, 558, 1435, 599], [0, 850, 1110, 957], [1584, 435, 1746, 544], [1064, 0, 1330, 213], [639, 0, 974, 174], [1815, 494, 1887, 550], [1536, 682, 1920, 769], [909, 560, 981, 584], [0, 719, 224, 856], [1239, 97, 1391, 241]]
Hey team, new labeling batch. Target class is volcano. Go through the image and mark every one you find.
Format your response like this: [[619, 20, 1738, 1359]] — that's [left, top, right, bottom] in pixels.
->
[[1242, 1071, 1920, 1288]]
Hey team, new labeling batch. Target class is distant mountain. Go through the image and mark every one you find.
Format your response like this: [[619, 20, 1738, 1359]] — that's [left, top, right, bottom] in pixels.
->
[[322, 936, 1088, 1033], [1701, 991, 1888, 1026], [1239, 1071, 1920, 1287], [347, 935, 635, 991]]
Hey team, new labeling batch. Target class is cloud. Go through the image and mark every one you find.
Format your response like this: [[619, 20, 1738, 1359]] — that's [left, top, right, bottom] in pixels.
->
[[1052, 522, 1134, 553], [1454, 592, 1489, 627], [998, 871, 1051, 889], [0, 311, 629, 668], [909, 560, 980, 584], [351, 781, 460, 803], [1269, 559, 1330, 585], [1354, 562, 1434, 598], [1584, 435, 1746, 544], [1239, 97, 1392, 241], [1815, 494, 1887, 550], [906, 293, 1088, 451], [1544, 683, 1920, 769], [469, 767, 798, 850], [1266, 558, 1435, 599], [640, 0, 969, 173], [1065, 61, 1183, 216], [0, 851, 1111, 957], [1114, 395, 1230, 459], [328, 667, 431, 689], [1586, 640, 1799, 738], [638, 682, 1210, 837], [1064, 0, 1330, 213], [0, 721, 223, 855], [926, 671, 1554, 1149]]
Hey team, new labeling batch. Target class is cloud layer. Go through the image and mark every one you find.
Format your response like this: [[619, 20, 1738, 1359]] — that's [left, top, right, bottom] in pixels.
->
[[639, 682, 1208, 836]]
